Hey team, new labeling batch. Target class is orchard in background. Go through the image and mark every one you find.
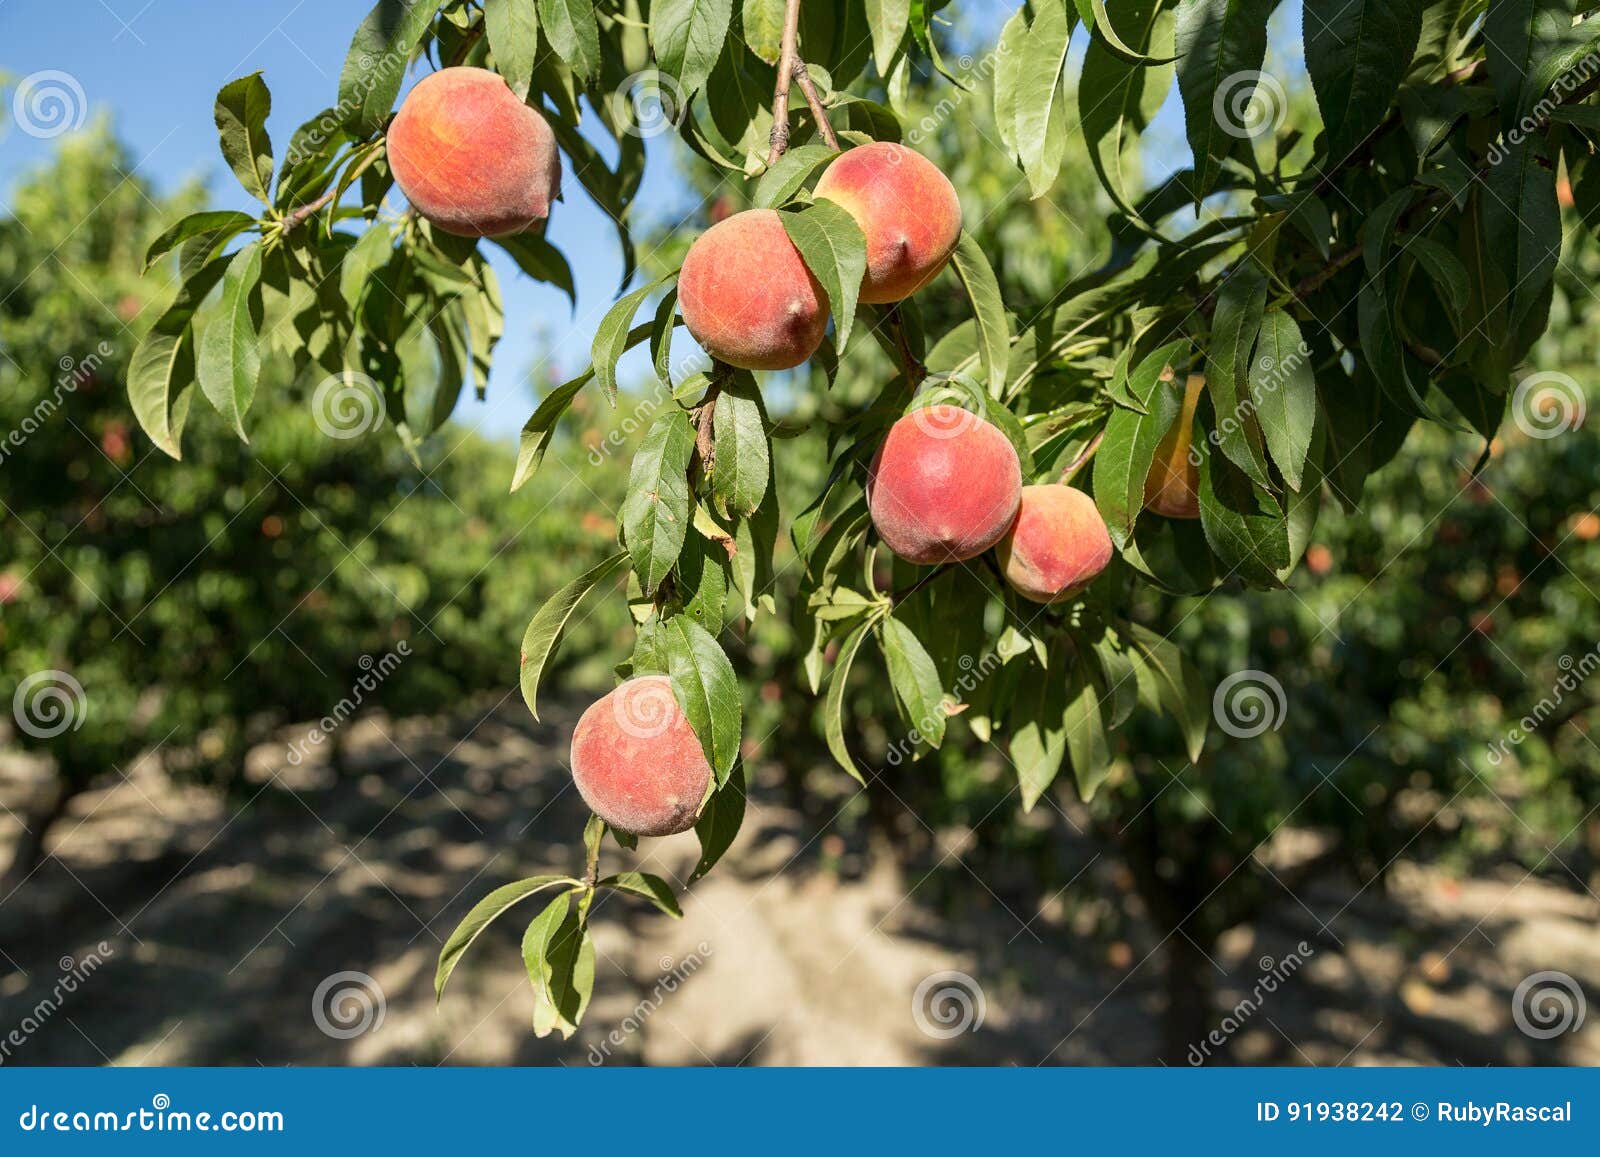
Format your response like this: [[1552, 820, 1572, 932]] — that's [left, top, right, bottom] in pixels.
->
[[126, 0, 1596, 1051]]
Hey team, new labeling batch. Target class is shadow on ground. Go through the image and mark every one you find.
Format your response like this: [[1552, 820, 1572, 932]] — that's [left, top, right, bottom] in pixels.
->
[[0, 699, 1595, 1066]]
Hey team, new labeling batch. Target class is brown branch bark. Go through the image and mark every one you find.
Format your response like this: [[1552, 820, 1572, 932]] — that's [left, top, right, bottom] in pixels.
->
[[766, 0, 838, 162]]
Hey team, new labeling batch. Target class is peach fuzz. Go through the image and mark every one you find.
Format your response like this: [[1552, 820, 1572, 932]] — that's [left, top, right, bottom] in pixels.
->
[[678, 209, 830, 371], [813, 142, 963, 304], [1145, 374, 1206, 520], [997, 485, 1114, 604], [569, 676, 710, 837], [867, 405, 1022, 565], [386, 67, 561, 238]]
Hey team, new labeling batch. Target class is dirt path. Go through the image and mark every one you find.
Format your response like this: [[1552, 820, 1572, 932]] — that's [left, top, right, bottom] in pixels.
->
[[1, 700, 1595, 1066]]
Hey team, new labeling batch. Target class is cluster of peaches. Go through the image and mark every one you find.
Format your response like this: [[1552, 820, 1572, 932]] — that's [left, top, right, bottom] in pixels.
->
[[386, 66, 1202, 840]]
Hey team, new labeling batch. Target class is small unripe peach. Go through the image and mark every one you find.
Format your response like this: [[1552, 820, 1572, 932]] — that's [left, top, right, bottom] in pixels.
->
[[997, 484, 1114, 603], [678, 209, 830, 371], [867, 405, 1022, 564], [569, 676, 710, 836], [813, 142, 963, 304], [386, 67, 561, 238], [1144, 374, 1206, 519]]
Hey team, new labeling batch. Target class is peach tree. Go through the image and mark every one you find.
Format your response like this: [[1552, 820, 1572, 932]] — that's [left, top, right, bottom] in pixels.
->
[[129, 0, 1590, 1035]]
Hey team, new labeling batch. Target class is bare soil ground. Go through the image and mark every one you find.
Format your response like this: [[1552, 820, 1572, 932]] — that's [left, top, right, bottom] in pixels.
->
[[1, 698, 1596, 1067]]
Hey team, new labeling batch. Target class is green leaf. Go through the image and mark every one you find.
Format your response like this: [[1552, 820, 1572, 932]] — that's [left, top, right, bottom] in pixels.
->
[[214, 73, 274, 205], [992, 6, 1029, 161], [598, 871, 683, 918], [780, 199, 867, 353], [195, 241, 263, 441], [1126, 622, 1208, 763], [436, 874, 576, 999], [1204, 264, 1272, 488], [711, 373, 770, 516], [144, 211, 257, 273], [1012, 0, 1075, 196], [594, 276, 671, 405], [1064, 658, 1113, 801], [1404, 232, 1470, 316], [524, 894, 594, 1038], [484, 0, 540, 100], [512, 372, 591, 490], [825, 619, 874, 785], [623, 412, 695, 595], [1092, 347, 1185, 548], [520, 551, 630, 720], [1172, 0, 1275, 196], [1010, 666, 1068, 811], [128, 259, 229, 459], [1482, 135, 1561, 335], [742, 0, 786, 64], [865, 0, 911, 75], [1196, 439, 1290, 586], [677, 531, 729, 631], [754, 143, 837, 209], [664, 616, 742, 784], [650, 0, 733, 96], [691, 764, 746, 881], [539, 0, 600, 81], [493, 234, 576, 308], [881, 616, 947, 751], [339, 0, 443, 136], [1485, 0, 1600, 137], [949, 231, 1010, 399], [1251, 310, 1316, 492], [1080, 0, 1176, 215], [1304, 0, 1423, 161]]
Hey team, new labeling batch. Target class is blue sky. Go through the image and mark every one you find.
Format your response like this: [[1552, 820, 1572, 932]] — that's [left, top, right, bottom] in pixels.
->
[[0, 1, 1303, 441], [0, 0, 698, 440]]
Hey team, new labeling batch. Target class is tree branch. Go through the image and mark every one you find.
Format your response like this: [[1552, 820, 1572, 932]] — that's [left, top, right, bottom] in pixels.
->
[[767, 0, 804, 163], [766, 0, 838, 162]]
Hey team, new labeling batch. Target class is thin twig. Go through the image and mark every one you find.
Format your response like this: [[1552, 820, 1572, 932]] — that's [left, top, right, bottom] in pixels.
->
[[767, 0, 804, 162], [793, 62, 841, 151], [282, 145, 383, 231], [1059, 429, 1104, 485]]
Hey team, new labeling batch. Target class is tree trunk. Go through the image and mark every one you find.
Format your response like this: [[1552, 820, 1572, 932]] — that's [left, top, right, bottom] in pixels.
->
[[0, 777, 75, 896], [1162, 930, 1218, 1066]]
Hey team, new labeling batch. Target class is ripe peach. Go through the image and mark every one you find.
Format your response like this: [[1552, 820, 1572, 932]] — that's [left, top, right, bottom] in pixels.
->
[[1144, 374, 1206, 519], [386, 67, 561, 238], [867, 405, 1022, 564], [813, 142, 962, 304], [678, 209, 829, 371], [996, 484, 1114, 603], [569, 676, 710, 837]]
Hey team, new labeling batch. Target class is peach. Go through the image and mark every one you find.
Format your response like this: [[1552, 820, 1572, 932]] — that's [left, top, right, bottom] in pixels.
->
[[813, 142, 962, 304], [867, 405, 1022, 564], [678, 209, 829, 371], [569, 676, 710, 837], [997, 485, 1114, 603], [386, 67, 561, 238], [1144, 374, 1205, 519]]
